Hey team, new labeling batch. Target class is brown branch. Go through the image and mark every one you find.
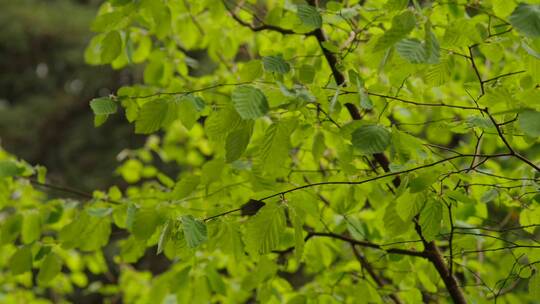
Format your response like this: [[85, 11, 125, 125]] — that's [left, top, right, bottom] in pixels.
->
[[306, 232, 428, 258], [222, 0, 303, 35]]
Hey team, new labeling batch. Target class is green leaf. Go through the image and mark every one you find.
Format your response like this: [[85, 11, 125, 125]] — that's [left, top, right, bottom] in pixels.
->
[[231, 86, 269, 119], [424, 22, 440, 64], [0, 160, 23, 179], [312, 132, 326, 162], [134, 98, 169, 134], [94, 114, 109, 127], [157, 220, 171, 254], [182, 215, 207, 248], [171, 175, 200, 200], [225, 123, 253, 162], [205, 107, 243, 141], [424, 58, 452, 86], [37, 253, 62, 285], [296, 4, 322, 28], [396, 39, 426, 63], [22, 210, 41, 244], [289, 205, 305, 261], [409, 170, 439, 193], [530, 271, 540, 298], [518, 110, 540, 137], [0, 214, 22, 245], [244, 203, 286, 255], [262, 56, 291, 74], [10, 246, 33, 275], [351, 125, 391, 154], [374, 11, 416, 51], [212, 220, 244, 260], [90, 97, 117, 115], [384, 204, 409, 236], [240, 60, 263, 81], [384, 0, 409, 11], [100, 30, 122, 63], [257, 119, 297, 173], [178, 97, 200, 130], [132, 208, 162, 240], [509, 4, 540, 38], [419, 199, 443, 242]]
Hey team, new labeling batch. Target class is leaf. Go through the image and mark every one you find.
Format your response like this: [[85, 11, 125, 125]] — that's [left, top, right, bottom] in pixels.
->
[[424, 22, 440, 64], [177, 97, 200, 130], [213, 220, 244, 260], [37, 253, 62, 285], [90, 97, 117, 115], [530, 271, 540, 298], [384, 204, 409, 236], [244, 203, 286, 255], [409, 170, 439, 193], [240, 60, 263, 81], [296, 4, 322, 28], [134, 98, 169, 134], [182, 215, 207, 248], [101, 30, 122, 63], [262, 55, 291, 74], [257, 119, 297, 173], [509, 4, 540, 38], [518, 110, 540, 137], [225, 122, 253, 162], [132, 208, 161, 240], [374, 11, 416, 51], [205, 107, 243, 141], [22, 210, 41, 244], [231, 86, 269, 119], [419, 199, 443, 242], [0, 214, 22, 245], [0, 160, 23, 179], [384, 0, 409, 11], [171, 175, 200, 200], [424, 58, 452, 86], [312, 131, 326, 161], [290, 205, 305, 261], [10, 246, 32, 275], [351, 125, 392, 154], [157, 221, 171, 254], [396, 39, 426, 63]]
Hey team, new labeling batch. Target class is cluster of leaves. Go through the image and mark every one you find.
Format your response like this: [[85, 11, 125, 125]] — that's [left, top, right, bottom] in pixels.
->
[[1, 0, 540, 303]]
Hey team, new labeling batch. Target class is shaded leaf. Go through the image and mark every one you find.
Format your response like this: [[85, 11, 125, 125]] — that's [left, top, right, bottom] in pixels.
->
[[296, 4, 322, 28], [509, 4, 540, 38], [37, 253, 62, 285], [262, 56, 290, 74], [351, 125, 391, 154], [10, 246, 32, 275]]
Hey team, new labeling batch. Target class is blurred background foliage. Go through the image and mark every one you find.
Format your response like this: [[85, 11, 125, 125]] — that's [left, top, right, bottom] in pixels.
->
[[0, 0, 145, 190]]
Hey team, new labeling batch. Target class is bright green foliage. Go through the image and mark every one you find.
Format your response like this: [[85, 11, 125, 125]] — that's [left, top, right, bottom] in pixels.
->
[[1, 0, 540, 303]]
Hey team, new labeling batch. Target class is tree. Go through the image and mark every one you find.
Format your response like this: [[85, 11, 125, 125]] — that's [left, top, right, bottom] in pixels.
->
[[1, 0, 540, 303]]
